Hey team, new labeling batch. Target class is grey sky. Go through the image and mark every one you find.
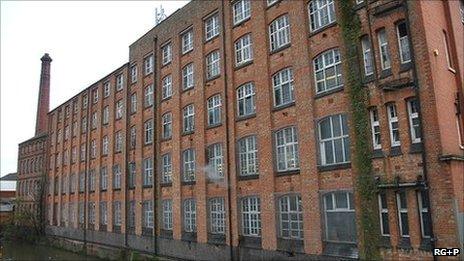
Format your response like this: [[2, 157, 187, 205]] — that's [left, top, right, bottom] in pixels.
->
[[0, 1, 189, 186]]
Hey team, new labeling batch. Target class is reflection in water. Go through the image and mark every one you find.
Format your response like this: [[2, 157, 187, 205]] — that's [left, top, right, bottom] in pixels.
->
[[1, 242, 101, 261]]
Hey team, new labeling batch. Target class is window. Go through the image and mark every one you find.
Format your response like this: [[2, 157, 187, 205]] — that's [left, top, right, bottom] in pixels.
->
[[100, 166, 108, 190], [162, 42, 172, 65], [387, 104, 400, 147], [128, 162, 136, 189], [143, 158, 153, 186], [93, 89, 99, 104], [144, 119, 153, 144], [407, 99, 421, 143], [323, 192, 356, 243], [80, 144, 86, 161], [275, 126, 300, 171], [79, 202, 85, 224], [356, 0, 364, 4], [102, 136, 108, 155], [89, 170, 96, 192], [233, 0, 251, 25], [313, 49, 343, 94], [443, 31, 454, 70], [102, 106, 109, 125], [91, 112, 98, 129], [396, 191, 409, 237], [182, 149, 196, 182], [318, 114, 350, 166], [143, 201, 154, 228], [144, 84, 154, 107], [131, 65, 137, 83], [241, 197, 261, 236], [181, 29, 193, 54], [205, 13, 219, 41], [144, 54, 154, 75], [237, 82, 255, 117], [72, 122, 77, 137], [100, 202, 107, 226], [161, 154, 172, 184], [162, 75, 172, 99], [88, 202, 96, 226], [162, 112, 172, 139], [82, 95, 88, 109], [308, 0, 335, 32], [273, 68, 294, 107], [163, 200, 173, 230], [207, 95, 222, 126], [206, 50, 220, 79], [209, 198, 225, 234], [361, 36, 374, 76], [90, 140, 96, 158], [279, 195, 303, 239], [103, 82, 110, 98], [377, 29, 391, 70], [70, 173, 76, 193], [115, 100, 124, 119], [269, 15, 291, 51], [130, 93, 137, 113], [130, 126, 136, 149], [182, 63, 194, 90], [396, 22, 411, 64], [182, 104, 195, 133], [417, 191, 431, 238], [183, 199, 196, 232], [378, 193, 390, 236], [370, 108, 382, 150], [79, 172, 85, 192], [116, 74, 124, 91], [238, 136, 258, 176], [113, 201, 122, 227], [113, 164, 121, 189], [207, 143, 223, 179], [235, 34, 253, 66], [81, 117, 87, 133], [115, 131, 123, 152], [267, 0, 279, 6], [128, 201, 135, 229], [64, 126, 70, 140]]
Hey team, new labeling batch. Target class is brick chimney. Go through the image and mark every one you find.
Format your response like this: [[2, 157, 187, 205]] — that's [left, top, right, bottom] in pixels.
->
[[35, 53, 52, 135]]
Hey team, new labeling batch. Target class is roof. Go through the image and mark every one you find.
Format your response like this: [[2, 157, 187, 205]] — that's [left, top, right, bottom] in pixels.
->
[[0, 173, 17, 181]]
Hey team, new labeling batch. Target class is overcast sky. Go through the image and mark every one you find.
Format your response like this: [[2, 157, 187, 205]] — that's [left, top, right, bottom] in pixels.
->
[[0, 1, 189, 186]]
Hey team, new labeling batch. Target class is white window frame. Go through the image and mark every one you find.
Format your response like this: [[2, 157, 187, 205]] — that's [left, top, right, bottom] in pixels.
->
[[233, 0, 251, 25], [417, 191, 431, 239], [370, 108, 382, 150], [269, 15, 291, 51], [209, 197, 225, 234], [182, 63, 194, 90], [115, 100, 123, 119], [318, 114, 350, 166], [205, 13, 220, 41], [182, 149, 196, 182], [162, 112, 172, 139], [162, 75, 172, 99], [116, 74, 124, 91], [143, 158, 153, 186], [130, 126, 136, 149], [144, 54, 154, 75], [90, 139, 96, 158], [323, 191, 356, 243], [113, 165, 121, 189], [103, 82, 110, 98], [100, 202, 107, 225], [235, 34, 253, 66], [407, 99, 421, 143], [207, 143, 223, 178], [183, 199, 197, 232], [308, 0, 336, 32], [161, 153, 172, 184], [267, 0, 279, 7], [144, 119, 153, 144], [206, 50, 220, 79], [396, 191, 409, 237], [100, 166, 108, 190], [396, 21, 411, 64], [238, 136, 258, 176], [162, 42, 172, 65], [313, 48, 343, 94], [279, 195, 303, 239], [387, 104, 401, 147], [130, 65, 137, 83], [163, 200, 173, 230], [113, 201, 122, 226], [181, 29, 193, 54], [443, 30, 455, 71], [143, 200, 154, 228], [183, 104, 195, 133], [102, 106, 109, 124], [114, 131, 123, 152], [378, 193, 390, 236], [378, 29, 391, 70], [272, 68, 294, 107], [207, 94, 222, 126], [361, 35, 374, 76], [130, 93, 137, 114], [241, 196, 261, 236], [237, 82, 255, 117], [275, 126, 300, 171], [144, 84, 154, 107]]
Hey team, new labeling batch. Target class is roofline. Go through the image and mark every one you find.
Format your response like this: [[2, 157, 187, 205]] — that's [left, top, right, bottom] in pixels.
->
[[18, 133, 48, 146], [48, 62, 129, 114]]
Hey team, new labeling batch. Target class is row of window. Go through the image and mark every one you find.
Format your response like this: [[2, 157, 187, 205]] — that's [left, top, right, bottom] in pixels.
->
[[19, 156, 43, 175]]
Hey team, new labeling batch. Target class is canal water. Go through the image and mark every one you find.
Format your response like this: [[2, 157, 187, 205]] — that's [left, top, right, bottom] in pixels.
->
[[1, 242, 102, 260]]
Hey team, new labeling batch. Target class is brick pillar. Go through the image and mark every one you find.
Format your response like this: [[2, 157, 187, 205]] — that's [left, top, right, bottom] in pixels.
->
[[35, 53, 52, 135]]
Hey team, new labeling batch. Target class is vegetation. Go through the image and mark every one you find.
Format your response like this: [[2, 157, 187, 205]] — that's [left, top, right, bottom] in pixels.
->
[[338, 0, 381, 259]]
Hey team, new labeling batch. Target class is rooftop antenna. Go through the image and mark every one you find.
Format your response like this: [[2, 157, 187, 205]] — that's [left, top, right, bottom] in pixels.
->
[[155, 5, 167, 26]]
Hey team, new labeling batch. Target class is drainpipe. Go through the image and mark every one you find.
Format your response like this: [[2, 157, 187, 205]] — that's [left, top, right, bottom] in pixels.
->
[[83, 89, 91, 254], [220, 1, 234, 260], [124, 63, 130, 256], [152, 35, 159, 257], [403, 0, 436, 256]]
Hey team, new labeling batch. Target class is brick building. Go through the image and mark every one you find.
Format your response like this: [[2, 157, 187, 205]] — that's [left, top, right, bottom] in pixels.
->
[[19, 0, 464, 260]]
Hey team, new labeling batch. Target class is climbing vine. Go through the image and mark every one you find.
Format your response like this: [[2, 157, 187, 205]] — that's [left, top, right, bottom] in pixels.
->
[[338, 0, 380, 259]]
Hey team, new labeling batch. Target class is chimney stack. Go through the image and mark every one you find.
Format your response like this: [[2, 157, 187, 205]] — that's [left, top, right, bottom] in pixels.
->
[[35, 53, 52, 135]]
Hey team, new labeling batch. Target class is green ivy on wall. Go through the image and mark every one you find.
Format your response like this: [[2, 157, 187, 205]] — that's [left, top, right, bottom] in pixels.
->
[[338, 0, 381, 259]]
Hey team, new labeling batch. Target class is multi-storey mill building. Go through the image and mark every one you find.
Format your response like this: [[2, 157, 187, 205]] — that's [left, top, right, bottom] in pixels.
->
[[16, 0, 463, 260]]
